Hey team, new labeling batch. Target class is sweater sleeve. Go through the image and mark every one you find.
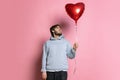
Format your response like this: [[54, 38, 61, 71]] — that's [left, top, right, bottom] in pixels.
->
[[41, 43, 47, 72], [66, 41, 76, 59]]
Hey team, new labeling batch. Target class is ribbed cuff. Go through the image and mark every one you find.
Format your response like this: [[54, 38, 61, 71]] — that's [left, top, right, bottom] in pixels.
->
[[41, 69, 46, 72]]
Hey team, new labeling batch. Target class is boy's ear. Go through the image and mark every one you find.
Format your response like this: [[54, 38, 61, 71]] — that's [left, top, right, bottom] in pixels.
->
[[52, 30, 54, 32]]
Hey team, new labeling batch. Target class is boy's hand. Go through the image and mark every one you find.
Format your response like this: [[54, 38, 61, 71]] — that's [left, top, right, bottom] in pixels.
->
[[42, 72, 47, 80], [73, 43, 78, 51]]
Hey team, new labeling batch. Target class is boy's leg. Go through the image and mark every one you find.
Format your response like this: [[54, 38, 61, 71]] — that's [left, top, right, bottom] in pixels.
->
[[54, 71, 67, 80], [54, 72, 61, 80], [46, 72, 55, 80], [60, 71, 67, 80], [47, 71, 67, 80]]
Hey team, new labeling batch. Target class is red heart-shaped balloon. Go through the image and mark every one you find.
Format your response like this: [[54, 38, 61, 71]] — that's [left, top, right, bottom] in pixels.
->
[[65, 2, 85, 24]]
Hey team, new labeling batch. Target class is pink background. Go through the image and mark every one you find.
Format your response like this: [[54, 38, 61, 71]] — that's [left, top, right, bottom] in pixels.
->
[[0, 0, 120, 80]]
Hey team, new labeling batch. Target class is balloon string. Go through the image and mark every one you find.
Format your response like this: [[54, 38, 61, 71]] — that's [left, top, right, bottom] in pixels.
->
[[73, 24, 78, 75], [73, 58, 76, 74], [75, 25, 78, 43]]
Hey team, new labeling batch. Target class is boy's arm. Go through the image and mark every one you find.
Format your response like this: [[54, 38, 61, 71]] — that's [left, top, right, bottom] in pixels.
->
[[66, 42, 76, 59], [41, 43, 47, 72]]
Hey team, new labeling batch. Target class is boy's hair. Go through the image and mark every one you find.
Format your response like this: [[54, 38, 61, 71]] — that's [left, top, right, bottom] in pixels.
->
[[50, 24, 60, 37]]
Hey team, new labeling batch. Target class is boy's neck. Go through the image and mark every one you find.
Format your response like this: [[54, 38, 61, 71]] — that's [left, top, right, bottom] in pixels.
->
[[54, 35, 60, 39]]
